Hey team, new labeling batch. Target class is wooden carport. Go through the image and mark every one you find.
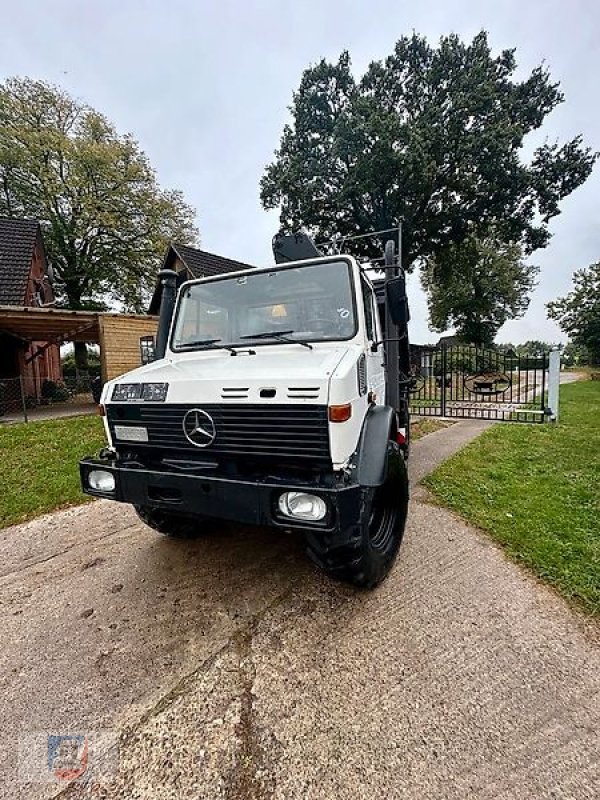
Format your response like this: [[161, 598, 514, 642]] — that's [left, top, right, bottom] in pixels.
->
[[0, 306, 158, 381]]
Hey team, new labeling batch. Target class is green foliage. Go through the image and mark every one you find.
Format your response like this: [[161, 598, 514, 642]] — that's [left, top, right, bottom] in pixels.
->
[[0, 77, 199, 312], [261, 30, 596, 270], [40, 379, 70, 402], [425, 380, 600, 614], [0, 415, 105, 528], [422, 236, 538, 346], [506, 340, 557, 357], [547, 263, 600, 365], [561, 340, 592, 367], [61, 346, 101, 378]]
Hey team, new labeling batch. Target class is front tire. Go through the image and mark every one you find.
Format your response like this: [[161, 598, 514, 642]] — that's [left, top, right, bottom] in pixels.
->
[[306, 441, 409, 588], [134, 505, 203, 538]]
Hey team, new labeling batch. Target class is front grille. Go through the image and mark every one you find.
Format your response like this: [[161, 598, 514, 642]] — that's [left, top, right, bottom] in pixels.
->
[[107, 403, 331, 464]]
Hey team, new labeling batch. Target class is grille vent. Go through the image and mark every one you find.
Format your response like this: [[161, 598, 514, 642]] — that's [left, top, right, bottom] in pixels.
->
[[221, 387, 249, 399], [287, 386, 320, 399], [357, 354, 367, 396], [107, 403, 331, 463]]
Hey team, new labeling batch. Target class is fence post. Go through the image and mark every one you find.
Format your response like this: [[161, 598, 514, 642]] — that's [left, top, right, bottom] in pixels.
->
[[548, 348, 561, 422], [19, 376, 29, 423], [440, 345, 447, 418]]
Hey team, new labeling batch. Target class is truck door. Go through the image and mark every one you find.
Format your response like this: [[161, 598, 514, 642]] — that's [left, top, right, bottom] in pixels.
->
[[360, 276, 385, 403]]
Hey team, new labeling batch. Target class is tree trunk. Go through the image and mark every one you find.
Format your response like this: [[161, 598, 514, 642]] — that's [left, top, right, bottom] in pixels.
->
[[74, 341, 89, 373]]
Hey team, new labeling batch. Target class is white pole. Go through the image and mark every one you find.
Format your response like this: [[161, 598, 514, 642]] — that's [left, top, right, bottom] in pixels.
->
[[548, 347, 561, 422]]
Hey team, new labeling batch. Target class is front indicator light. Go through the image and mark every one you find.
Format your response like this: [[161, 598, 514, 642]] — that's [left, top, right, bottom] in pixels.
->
[[328, 403, 352, 422], [278, 492, 327, 521], [87, 469, 116, 493]]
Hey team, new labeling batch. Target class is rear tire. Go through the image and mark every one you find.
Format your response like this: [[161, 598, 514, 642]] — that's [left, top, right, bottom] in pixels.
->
[[134, 505, 204, 538], [306, 441, 409, 588]]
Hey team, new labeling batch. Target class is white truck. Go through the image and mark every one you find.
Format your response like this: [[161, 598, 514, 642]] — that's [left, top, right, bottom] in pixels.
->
[[80, 234, 411, 587]]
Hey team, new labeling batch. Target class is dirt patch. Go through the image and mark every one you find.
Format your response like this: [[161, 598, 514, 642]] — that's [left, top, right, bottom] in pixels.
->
[[411, 417, 455, 441]]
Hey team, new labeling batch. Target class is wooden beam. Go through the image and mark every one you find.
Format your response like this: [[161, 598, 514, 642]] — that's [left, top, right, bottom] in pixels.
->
[[25, 320, 97, 364]]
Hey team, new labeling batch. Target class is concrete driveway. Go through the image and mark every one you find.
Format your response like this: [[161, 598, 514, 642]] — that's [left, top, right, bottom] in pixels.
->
[[1, 421, 598, 799]]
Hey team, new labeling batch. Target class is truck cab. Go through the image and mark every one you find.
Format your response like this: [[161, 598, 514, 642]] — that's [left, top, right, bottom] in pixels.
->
[[80, 252, 410, 588]]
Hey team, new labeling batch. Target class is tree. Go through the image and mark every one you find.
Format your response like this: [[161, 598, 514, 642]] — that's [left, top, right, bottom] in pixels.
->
[[0, 77, 199, 368], [515, 340, 556, 356], [547, 263, 600, 364], [561, 340, 591, 367], [421, 236, 538, 346], [260, 32, 596, 271]]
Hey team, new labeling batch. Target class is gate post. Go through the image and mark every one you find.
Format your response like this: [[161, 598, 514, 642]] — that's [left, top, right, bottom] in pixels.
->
[[440, 345, 447, 417], [548, 347, 561, 422]]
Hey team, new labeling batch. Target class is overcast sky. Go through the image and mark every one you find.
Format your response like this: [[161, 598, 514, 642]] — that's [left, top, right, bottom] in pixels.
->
[[1, 0, 598, 344]]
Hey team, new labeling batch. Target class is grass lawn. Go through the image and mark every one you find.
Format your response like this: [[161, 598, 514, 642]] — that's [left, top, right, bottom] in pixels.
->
[[0, 415, 106, 529], [425, 380, 600, 614]]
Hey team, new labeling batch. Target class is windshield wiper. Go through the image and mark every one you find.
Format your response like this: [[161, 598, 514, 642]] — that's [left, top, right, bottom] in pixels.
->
[[239, 330, 313, 350], [178, 338, 240, 355]]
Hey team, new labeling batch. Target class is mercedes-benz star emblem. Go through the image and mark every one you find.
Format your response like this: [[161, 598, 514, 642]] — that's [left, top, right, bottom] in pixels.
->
[[182, 408, 217, 448]]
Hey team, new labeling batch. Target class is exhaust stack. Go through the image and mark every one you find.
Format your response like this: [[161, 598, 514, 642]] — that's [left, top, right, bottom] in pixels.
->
[[155, 269, 178, 359]]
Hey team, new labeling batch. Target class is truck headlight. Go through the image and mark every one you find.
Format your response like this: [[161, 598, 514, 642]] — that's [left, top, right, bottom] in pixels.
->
[[112, 383, 142, 401], [111, 383, 168, 402], [87, 469, 116, 493], [278, 491, 327, 521], [142, 383, 169, 402]]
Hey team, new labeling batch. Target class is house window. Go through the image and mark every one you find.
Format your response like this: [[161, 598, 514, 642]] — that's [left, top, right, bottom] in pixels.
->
[[140, 335, 156, 364]]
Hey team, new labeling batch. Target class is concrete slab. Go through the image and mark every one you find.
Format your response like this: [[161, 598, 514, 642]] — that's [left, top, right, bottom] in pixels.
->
[[1, 421, 597, 799]]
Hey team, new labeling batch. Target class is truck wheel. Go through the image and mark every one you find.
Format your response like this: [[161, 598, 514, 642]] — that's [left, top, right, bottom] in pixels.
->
[[134, 505, 202, 538], [306, 441, 409, 589]]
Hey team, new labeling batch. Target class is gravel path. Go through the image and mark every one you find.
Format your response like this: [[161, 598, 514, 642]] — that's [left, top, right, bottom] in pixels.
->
[[1, 420, 598, 799]]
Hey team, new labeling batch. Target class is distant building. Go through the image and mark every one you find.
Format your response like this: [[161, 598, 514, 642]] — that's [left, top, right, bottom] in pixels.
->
[[436, 334, 467, 347]]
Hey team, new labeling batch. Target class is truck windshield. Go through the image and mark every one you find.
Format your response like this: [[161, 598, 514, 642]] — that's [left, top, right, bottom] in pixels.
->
[[171, 260, 357, 351]]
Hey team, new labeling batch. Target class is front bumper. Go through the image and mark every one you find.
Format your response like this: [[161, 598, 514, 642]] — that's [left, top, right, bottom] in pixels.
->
[[80, 456, 362, 533]]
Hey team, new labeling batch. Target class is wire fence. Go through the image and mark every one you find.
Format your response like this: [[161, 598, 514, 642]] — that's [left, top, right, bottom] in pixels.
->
[[0, 373, 101, 424]]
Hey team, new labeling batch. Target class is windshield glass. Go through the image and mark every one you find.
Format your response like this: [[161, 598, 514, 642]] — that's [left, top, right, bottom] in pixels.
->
[[171, 260, 357, 350]]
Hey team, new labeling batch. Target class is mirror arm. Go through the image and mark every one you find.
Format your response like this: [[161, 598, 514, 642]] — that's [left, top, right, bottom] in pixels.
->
[[370, 336, 407, 353]]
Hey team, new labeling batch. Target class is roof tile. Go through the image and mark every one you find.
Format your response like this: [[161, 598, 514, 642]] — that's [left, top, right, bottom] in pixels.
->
[[0, 217, 39, 305]]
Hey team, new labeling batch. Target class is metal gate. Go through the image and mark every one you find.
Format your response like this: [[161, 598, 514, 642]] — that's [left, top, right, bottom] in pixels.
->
[[408, 344, 550, 423]]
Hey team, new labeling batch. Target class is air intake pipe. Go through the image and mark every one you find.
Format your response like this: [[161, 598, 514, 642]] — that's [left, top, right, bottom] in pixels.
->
[[155, 269, 178, 359]]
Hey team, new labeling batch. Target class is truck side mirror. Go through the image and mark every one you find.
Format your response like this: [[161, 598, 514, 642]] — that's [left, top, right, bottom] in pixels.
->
[[386, 276, 410, 326]]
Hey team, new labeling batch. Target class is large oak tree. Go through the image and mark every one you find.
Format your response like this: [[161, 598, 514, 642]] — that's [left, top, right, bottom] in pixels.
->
[[261, 32, 596, 333]]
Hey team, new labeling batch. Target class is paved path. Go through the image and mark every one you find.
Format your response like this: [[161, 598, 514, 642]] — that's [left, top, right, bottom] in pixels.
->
[[1, 421, 598, 799], [0, 402, 96, 425], [560, 371, 588, 384]]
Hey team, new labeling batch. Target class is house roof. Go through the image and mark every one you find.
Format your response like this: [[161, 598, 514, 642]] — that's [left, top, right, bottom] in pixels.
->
[[0, 217, 40, 305], [167, 243, 254, 278], [0, 305, 157, 344], [149, 243, 256, 314]]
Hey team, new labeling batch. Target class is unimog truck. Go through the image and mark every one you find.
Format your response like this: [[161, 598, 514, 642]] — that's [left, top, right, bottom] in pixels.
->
[[80, 233, 411, 587]]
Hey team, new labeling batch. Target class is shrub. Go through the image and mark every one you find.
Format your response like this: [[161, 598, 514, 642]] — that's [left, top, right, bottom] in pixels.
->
[[41, 379, 71, 402]]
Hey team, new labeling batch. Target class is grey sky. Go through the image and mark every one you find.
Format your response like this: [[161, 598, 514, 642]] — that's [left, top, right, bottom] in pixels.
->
[[1, 0, 598, 344]]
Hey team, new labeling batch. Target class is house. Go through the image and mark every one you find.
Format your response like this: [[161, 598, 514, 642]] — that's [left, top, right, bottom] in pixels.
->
[[0, 218, 159, 408], [0, 217, 61, 396], [0, 237, 252, 412], [149, 243, 255, 314]]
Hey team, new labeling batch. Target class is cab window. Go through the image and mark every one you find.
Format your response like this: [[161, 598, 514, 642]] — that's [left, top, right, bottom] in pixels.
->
[[361, 278, 376, 341]]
